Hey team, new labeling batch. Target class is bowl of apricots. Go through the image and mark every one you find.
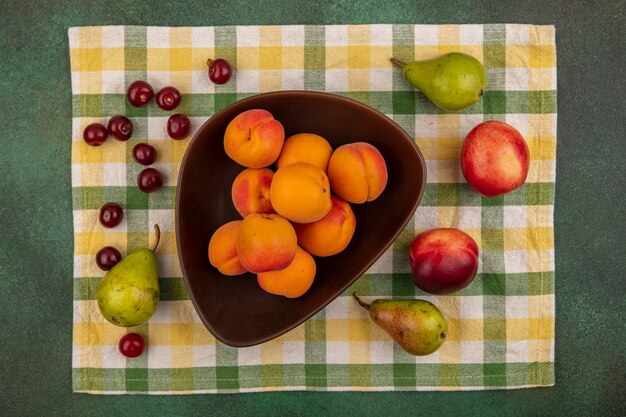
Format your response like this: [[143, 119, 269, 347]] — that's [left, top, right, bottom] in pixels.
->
[[176, 91, 426, 347]]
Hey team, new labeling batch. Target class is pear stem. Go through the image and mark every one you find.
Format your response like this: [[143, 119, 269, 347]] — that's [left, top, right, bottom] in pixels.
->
[[150, 224, 161, 253], [206, 58, 213, 68], [352, 292, 370, 310], [390, 57, 407, 69]]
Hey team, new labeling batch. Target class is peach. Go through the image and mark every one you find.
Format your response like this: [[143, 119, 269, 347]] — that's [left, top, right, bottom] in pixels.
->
[[208, 220, 247, 276], [276, 133, 333, 172], [257, 246, 316, 298], [231, 168, 275, 217], [327, 142, 388, 204], [270, 163, 332, 223], [461, 120, 530, 197], [293, 195, 356, 257], [223, 109, 285, 168], [409, 228, 479, 295], [237, 213, 297, 273]]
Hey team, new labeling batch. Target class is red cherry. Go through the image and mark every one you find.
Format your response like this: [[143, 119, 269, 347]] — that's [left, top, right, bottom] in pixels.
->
[[167, 114, 190, 140], [118, 333, 145, 358], [138, 168, 163, 193], [127, 80, 154, 107], [156, 86, 182, 111], [83, 123, 108, 146], [99, 203, 124, 228], [96, 246, 122, 271], [132, 143, 157, 166], [207, 58, 232, 85], [107, 115, 133, 141]]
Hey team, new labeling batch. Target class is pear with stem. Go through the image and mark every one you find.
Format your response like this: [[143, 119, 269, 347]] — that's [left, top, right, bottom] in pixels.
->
[[97, 225, 161, 327], [353, 292, 447, 356], [391, 52, 486, 111]]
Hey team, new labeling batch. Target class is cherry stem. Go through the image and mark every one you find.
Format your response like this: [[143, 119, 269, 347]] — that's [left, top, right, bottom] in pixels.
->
[[390, 57, 407, 69], [353, 292, 370, 310], [150, 224, 161, 253], [206, 58, 213, 68]]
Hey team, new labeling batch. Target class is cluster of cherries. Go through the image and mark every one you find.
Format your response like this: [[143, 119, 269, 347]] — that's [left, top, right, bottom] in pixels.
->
[[83, 81, 192, 194], [91, 80, 192, 273], [93, 58, 233, 359]]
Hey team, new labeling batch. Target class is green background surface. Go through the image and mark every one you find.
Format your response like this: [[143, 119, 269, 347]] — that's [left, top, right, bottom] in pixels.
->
[[0, 1, 624, 416]]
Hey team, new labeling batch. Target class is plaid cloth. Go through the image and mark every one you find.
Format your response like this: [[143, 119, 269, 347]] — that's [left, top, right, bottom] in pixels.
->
[[70, 24, 556, 393]]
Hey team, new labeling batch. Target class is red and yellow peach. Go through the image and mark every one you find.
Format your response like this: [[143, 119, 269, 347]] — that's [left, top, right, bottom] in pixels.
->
[[409, 228, 479, 295], [461, 120, 530, 197]]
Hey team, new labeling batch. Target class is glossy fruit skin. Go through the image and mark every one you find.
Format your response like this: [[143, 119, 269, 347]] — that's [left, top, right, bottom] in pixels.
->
[[207, 58, 232, 84], [155, 86, 182, 111], [107, 115, 133, 141], [83, 123, 108, 146], [127, 80, 154, 107], [99, 203, 124, 228], [167, 114, 190, 140], [461, 121, 530, 197], [96, 246, 122, 271], [137, 168, 163, 193], [132, 143, 157, 165], [409, 228, 479, 295], [118, 333, 145, 358]]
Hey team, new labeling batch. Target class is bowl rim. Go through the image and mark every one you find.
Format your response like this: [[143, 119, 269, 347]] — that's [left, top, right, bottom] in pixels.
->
[[175, 90, 427, 346]]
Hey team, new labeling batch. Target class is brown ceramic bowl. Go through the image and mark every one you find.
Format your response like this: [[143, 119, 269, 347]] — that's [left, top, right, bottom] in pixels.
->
[[176, 91, 426, 347]]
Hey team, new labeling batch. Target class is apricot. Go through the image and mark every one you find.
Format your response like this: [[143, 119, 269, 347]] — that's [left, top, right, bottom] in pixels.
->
[[208, 220, 247, 276], [327, 142, 388, 204], [223, 109, 285, 168], [237, 213, 297, 273], [231, 168, 275, 217], [270, 163, 332, 223], [257, 246, 316, 298], [293, 195, 356, 257], [276, 133, 333, 172]]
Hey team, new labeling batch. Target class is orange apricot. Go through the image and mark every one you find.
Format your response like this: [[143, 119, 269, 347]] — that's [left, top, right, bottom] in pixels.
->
[[327, 142, 388, 204], [276, 133, 333, 172], [270, 163, 332, 223], [237, 213, 297, 273], [231, 168, 275, 217], [224, 109, 285, 168], [208, 220, 247, 276], [257, 246, 316, 298], [293, 195, 356, 257]]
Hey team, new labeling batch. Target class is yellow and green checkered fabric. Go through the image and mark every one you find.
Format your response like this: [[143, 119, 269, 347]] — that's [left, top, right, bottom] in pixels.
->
[[70, 24, 556, 393]]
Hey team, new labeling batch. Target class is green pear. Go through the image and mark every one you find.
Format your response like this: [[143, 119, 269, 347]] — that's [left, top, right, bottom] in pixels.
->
[[391, 52, 487, 111], [97, 225, 161, 327], [353, 293, 447, 356]]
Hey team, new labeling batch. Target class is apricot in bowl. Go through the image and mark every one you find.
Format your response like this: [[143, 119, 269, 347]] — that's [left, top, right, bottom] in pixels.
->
[[176, 91, 426, 347]]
